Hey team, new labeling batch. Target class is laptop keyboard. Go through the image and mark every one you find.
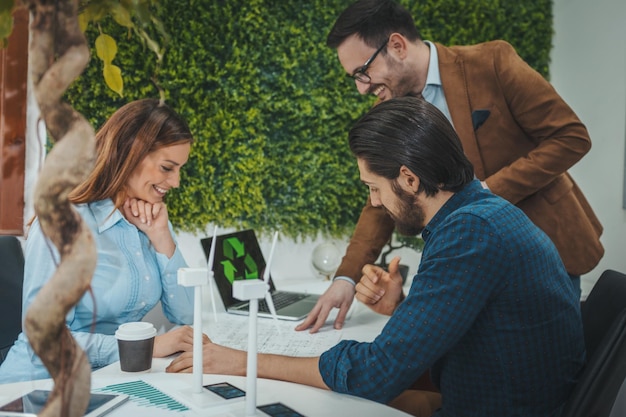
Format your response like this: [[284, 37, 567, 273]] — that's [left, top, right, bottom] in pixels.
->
[[242, 291, 308, 313]]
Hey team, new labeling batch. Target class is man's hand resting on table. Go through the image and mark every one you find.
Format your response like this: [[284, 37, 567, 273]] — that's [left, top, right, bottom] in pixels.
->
[[166, 338, 245, 375], [356, 256, 405, 316], [153, 325, 209, 358], [295, 279, 355, 333]]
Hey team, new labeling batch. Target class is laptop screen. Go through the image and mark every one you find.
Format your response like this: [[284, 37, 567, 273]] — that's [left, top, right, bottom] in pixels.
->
[[200, 229, 277, 308]]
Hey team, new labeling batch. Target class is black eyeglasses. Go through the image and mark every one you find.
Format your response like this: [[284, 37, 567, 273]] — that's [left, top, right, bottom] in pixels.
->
[[349, 38, 389, 84]]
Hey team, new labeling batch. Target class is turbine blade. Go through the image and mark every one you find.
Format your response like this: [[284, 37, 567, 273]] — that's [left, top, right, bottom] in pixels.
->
[[264, 231, 280, 331], [265, 291, 278, 318], [207, 225, 218, 272], [207, 225, 218, 322], [263, 231, 279, 281], [265, 291, 281, 333]]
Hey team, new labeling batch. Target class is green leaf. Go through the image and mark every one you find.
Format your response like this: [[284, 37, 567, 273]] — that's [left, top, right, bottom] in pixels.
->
[[137, 28, 163, 62], [95, 33, 118, 64], [81, 1, 110, 24], [111, 3, 134, 28], [103, 63, 123, 97], [77, 10, 90, 33], [0, 9, 13, 47]]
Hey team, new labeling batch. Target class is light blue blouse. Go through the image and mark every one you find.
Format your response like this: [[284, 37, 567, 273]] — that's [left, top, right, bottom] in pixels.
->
[[0, 199, 194, 383]]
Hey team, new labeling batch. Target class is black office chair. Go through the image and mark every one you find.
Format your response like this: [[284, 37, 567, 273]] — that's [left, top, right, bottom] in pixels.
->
[[560, 269, 626, 417], [0, 236, 24, 364]]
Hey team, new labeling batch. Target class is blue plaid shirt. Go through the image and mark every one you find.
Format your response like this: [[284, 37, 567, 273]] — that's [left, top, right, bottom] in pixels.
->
[[319, 180, 584, 416]]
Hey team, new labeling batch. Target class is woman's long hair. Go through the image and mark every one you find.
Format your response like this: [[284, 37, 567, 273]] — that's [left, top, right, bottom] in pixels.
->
[[69, 99, 193, 208]]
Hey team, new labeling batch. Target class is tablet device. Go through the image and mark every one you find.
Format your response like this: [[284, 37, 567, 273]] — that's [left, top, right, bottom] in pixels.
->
[[203, 382, 246, 400], [258, 402, 306, 417], [0, 390, 129, 417]]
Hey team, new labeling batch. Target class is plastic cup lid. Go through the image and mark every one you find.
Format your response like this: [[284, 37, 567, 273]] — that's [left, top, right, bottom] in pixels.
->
[[115, 322, 157, 341]]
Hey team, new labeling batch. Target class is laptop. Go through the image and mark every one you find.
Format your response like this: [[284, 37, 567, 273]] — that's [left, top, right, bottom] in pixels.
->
[[200, 229, 320, 321]]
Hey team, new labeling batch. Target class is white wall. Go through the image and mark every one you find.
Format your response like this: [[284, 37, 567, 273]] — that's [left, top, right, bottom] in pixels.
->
[[551, 1, 626, 415], [551, 0, 626, 297]]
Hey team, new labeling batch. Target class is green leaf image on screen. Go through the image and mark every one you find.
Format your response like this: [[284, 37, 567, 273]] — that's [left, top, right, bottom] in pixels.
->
[[221, 237, 259, 283]]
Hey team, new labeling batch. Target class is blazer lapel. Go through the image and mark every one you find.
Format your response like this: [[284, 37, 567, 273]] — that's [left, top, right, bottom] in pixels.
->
[[435, 43, 486, 179]]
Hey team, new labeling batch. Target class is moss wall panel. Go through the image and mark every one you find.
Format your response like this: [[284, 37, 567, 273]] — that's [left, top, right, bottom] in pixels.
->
[[65, 0, 552, 239]]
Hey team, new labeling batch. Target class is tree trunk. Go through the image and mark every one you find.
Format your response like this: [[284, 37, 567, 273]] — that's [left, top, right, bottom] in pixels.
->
[[21, 0, 96, 416]]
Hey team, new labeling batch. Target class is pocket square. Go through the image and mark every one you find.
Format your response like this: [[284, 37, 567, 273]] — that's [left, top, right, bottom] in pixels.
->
[[472, 109, 491, 131]]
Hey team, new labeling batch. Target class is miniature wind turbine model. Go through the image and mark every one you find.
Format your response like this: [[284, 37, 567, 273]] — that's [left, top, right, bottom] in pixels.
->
[[176, 226, 219, 404], [232, 231, 280, 416]]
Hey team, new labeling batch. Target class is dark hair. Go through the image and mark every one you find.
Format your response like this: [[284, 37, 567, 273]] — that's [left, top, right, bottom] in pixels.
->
[[69, 98, 193, 207], [327, 0, 421, 50], [349, 97, 474, 196]]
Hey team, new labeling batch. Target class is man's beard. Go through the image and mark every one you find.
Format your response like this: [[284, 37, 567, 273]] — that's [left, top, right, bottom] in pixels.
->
[[385, 58, 418, 99], [387, 183, 425, 236]]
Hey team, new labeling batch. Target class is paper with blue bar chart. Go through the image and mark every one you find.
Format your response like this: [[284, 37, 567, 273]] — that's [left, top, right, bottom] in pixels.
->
[[96, 380, 200, 416]]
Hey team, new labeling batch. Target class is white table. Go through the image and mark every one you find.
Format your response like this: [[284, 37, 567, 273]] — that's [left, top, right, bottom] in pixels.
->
[[0, 278, 410, 416]]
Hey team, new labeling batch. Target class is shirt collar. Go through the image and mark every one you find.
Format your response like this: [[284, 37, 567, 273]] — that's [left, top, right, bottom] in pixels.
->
[[422, 180, 483, 241], [423, 41, 442, 88], [88, 199, 125, 233]]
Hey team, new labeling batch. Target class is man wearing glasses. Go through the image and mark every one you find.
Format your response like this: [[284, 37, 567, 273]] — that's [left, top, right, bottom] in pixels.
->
[[297, 0, 604, 335]]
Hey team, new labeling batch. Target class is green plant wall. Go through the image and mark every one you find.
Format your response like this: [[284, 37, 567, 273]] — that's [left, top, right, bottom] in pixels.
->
[[65, 0, 552, 239]]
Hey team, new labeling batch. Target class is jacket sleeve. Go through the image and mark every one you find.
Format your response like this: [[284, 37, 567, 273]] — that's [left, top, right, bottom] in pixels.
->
[[334, 197, 395, 283], [481, 41, 592, 204]]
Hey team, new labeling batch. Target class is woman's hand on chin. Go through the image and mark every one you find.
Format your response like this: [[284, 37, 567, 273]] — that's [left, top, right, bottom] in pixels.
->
[[122, 198, 175, 256]]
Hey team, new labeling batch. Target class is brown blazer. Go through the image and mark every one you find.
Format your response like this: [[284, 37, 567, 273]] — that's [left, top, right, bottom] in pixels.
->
[[336, 40, 603, 281]]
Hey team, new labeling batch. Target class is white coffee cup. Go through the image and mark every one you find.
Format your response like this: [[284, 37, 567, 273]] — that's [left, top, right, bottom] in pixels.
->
[[115, 322, 157, 372]]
